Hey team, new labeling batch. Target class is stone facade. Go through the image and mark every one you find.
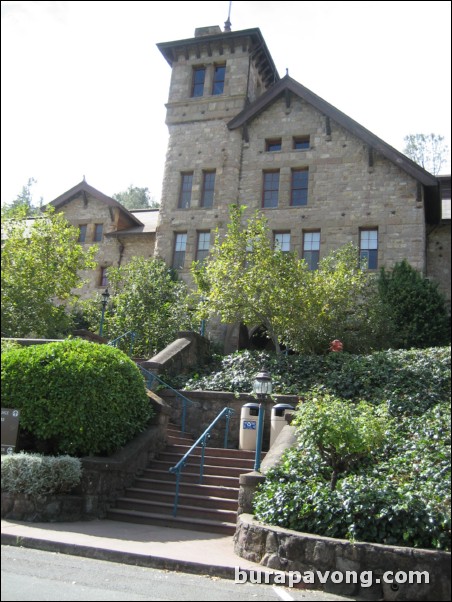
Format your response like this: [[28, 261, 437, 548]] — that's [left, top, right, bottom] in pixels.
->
[[153, 25, 450, 349], [49, 180, 157, 299]]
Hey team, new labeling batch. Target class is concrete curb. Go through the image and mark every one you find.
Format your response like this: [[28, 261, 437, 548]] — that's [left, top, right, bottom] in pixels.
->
[[1, 531, 253, 582]]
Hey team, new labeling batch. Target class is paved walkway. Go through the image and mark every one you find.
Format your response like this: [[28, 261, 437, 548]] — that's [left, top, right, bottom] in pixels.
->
[[1, 519, 353, 600]]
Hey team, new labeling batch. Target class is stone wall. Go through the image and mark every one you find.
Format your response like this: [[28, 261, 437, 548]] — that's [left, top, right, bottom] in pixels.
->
[[141, 331, 212, 377], [1, 392, 170, 521], [234, 514, 451, 601], [158, 389, 298, 449]]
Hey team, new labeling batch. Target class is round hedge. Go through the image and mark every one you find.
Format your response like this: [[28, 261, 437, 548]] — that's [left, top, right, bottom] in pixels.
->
[[1, 339, 152, 456]]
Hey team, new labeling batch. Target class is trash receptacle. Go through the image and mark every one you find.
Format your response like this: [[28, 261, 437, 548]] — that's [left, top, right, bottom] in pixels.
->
[[270, 404, 295, 447], [239, 402, 261, 450]]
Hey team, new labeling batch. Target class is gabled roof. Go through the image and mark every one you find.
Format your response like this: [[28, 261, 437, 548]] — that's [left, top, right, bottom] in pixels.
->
[[46, 180, 144, 228], [105, 209, 159, 236], [228, 75, 438, 187]]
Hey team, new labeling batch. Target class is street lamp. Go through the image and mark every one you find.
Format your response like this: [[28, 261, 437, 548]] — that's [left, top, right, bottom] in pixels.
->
[[99, 287, 110, 336], [253, 369, 272, 472]]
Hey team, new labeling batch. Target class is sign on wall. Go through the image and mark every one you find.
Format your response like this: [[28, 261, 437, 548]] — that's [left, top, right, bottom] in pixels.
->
[[1, 408, 20, 454]]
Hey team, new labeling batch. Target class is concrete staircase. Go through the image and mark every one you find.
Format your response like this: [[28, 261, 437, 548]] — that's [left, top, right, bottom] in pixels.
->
[[107, 424, 256, 535]]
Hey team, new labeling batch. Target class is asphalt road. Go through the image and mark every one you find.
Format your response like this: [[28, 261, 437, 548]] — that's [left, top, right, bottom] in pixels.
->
[[1, 546, 350, 601]]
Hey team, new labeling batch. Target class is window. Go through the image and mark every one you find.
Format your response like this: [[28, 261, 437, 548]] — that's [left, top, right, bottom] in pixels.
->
[[173, 233, 188, 269], [291, 169, 309, 206], [263, 171, 280, 208], [303, 231, 320, 270], [78, 225, 87, 243], [266, 139, 282, 152], [212, 65, 226, 95], [360, 229, 378, 269], [201, 171, 216, 208], [274, 232, 291, 253], [192, 67, 206, 97], [196, 231, 211, 262], [100, 267, 108, 287], [179, 173, 193, 209], [94, 224, 103, 242], [293, 136, 310, 150]]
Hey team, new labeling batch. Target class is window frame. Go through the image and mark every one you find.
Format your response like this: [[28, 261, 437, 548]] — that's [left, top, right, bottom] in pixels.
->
[[265, 138, 282, 152], [262, 170, 280, 208], [94, 223, 103, 242], [173, 232, 188, 269], [302, 230, 321, 270], [178, 172, 194, 209], [359, 228, 378, 269], [212, 64, 226, 95], [100, 266, 109, 287], [291, 168, 309, 207], [191, 67, 206, 97], [273, 231, 291, 253], [293, 136, 310, 150], [78, 224, 87, 243], [201, 170, 216, 208], [196, 231, 211, 263]]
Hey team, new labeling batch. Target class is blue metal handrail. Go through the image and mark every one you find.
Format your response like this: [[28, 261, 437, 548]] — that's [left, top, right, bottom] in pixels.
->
[[168, 407, 235, 516], [108, 331, 136, 356], [138, 365, 193, 433]]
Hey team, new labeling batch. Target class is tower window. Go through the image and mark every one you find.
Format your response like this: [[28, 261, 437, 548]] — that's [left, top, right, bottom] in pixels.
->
[[179, 173, 193, 209], [173, 233, 188, 269], [212, 65, 226, 95], [201, 171, 216, 208], [192, 67, 206, 97]]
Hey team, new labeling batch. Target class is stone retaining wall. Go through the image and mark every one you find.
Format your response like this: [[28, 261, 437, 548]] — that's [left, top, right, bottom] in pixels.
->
[[234, 514, 451, 601], [1, 392, 170, 522], [158, 389, 298, 449]]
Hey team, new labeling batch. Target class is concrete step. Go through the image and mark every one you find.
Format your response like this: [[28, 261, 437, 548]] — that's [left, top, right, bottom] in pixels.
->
[[133, 478, 239, 499], [106, 508, 236, 536], [124, 487, 239, 511], [141, 468, 241, 487], [114, 497, 238, 523], [158, 451, 256, 469], [149, 459, 252, 478], [165, 444, 257, 461]]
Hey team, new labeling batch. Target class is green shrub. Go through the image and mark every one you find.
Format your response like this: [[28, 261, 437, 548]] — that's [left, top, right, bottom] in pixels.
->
[[1, 339, 153, 456], [254, 399, 451, 551], [1, 339, 21, 354], [1, 453, 82, 495], [172, 347, 451, 415], [378, 259, 450, 349], [293, 391, 389, 489]]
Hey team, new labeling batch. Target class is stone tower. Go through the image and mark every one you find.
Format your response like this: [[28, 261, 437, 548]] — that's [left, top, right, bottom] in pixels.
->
[[155, 26, 279, 279]]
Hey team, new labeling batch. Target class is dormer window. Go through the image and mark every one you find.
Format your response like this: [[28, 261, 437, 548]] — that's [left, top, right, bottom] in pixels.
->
[[192, 67, 206, 97]]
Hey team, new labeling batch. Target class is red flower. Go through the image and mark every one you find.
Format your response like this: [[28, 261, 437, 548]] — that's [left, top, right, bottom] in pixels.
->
[[329, 339, 343, 352]]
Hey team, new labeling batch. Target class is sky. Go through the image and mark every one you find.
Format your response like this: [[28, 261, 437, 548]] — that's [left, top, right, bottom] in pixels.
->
[[1, 0, 451, 207]]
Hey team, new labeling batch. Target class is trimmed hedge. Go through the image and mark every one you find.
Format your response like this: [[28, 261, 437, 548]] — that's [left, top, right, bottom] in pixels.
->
[[1, 339, 153, 456], [1, 453, 82, 495]]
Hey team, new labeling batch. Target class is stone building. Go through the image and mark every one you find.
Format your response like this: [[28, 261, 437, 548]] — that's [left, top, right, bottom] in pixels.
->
[[48, 24, 450, 349], [154, 24, 450, 348], [49, 180, 158, 298]]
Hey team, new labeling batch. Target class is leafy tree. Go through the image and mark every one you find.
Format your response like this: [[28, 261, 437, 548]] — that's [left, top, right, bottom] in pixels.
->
[[112, 185, 159, 210], [1, 178, 42, 218], [1, 208, 97, 338], [403, 133, 449, 175], [378, 259, 450, 348], [193, 205, 380, 354], [77, 257, 195, 357], [293, 390, 389, 490]]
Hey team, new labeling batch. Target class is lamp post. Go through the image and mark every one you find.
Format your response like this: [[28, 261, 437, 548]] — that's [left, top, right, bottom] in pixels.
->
[[99, 287, 110, 337], [253, 369, 272, 472]]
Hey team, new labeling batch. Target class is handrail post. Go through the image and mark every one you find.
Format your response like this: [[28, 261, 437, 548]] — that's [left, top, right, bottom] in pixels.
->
[[199, 435, 208, 483], [173, 468, 181, 517], [181, 398, 187, 433], [224, 408, 232, 449]]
